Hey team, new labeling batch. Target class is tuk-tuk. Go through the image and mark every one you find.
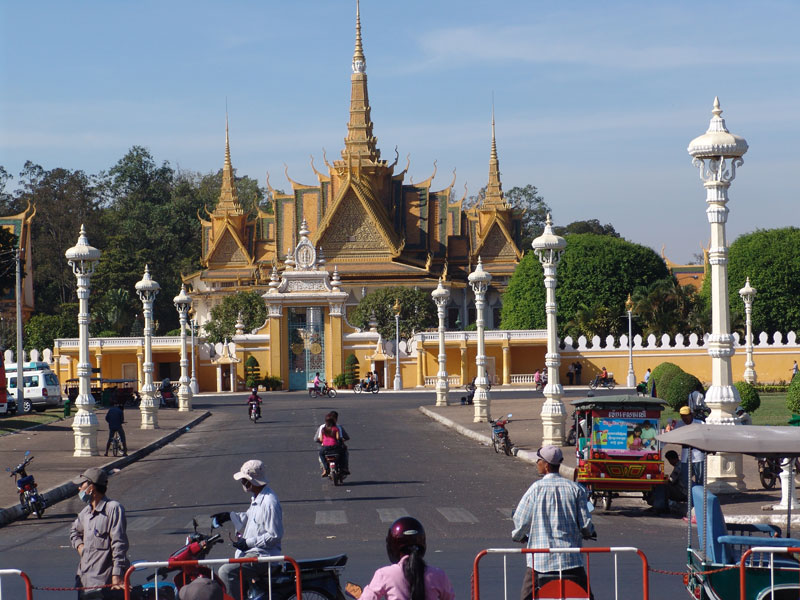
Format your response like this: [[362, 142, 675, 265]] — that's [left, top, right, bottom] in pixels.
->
[[657, 424, 800, 600], [571, 395, 668, 510]]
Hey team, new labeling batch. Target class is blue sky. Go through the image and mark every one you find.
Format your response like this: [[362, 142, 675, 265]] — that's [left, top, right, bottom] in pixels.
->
[[2, 1, 798, 263]]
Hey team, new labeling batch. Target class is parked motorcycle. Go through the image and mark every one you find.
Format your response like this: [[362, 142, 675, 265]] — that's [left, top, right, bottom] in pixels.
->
[[490, 413, 514, 456], [323, 447, 346, 486], [7, 451, 46, 519], [757, 456, 800, 490], [310, 381, 338, 398], [589, 374, 616, 390]]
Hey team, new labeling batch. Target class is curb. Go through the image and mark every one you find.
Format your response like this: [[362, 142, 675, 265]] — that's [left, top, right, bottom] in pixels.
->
[[0, 411, 212, 528]]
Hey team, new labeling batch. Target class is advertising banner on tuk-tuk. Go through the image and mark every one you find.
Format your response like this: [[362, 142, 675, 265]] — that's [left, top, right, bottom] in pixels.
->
[[591, 410, 660, 455]]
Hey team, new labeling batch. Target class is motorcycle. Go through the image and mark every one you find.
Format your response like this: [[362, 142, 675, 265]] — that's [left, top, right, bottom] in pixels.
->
[[757, 456, 800, 489], [248, 399, 261, 423], [7, 451, 46, 519], [353, 379, 378, 394], [323, 447, 347, 486], [489, 413, 514, 456], [534, 372, 548, 392], [588, 374, 616, 390], [310, 381, 338, 398], [158, 384, 178, 408], [132, 518, 348, 600]]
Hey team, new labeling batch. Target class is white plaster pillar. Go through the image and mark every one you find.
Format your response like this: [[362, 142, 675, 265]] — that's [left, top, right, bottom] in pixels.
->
[[432, 279, 451, 407], [468, 258, 492, 422], [173, 285, 193, 411], [739, 278, 757, 384], [136, 266, 160, 429], [216, 364, 223, 393]]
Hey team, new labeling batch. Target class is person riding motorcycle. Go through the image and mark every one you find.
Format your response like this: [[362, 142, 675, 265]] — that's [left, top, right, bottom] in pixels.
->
[[247, 388, 262, 419], [160, 377, 175, 407], [312, 372, 322, 395], [592, 367, 609, 388], [318, 415, 344, 478], [315, 411, 350, 475], [359, 516, 454, 600]]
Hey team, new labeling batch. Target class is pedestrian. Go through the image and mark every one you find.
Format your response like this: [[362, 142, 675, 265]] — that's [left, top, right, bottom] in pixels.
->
[[792, 360, 799, 379], [212, 460, 283, 600], [69, 467, 130, 599], [676, 406, 705, 485], [566, 363, 574, 386], [643, 368, 651, 384], [359, 516, 454, 600], [574, 361, 582, 385], [512, 445, 596, 600], [687, 384, 707, 417], [104, 400, 127, 456]]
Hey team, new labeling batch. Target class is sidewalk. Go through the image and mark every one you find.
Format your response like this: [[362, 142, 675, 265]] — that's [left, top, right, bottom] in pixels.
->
[[0, 404, 210, 526], [420, 389, 800, 528]]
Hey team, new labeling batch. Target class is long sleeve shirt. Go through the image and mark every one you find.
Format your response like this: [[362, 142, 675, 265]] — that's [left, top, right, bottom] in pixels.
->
[[360, 556, 455, 600], [69, 497, 130, 587], [229, 487, 283, 557], [512, 473, 594, 573]]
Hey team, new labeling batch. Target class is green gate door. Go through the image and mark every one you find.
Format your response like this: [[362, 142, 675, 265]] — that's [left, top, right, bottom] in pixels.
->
[[287, 307, 325, 391]]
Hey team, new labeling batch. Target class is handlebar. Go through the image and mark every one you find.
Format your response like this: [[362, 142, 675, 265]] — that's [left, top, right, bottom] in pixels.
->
[[8, 456, 33, 475]]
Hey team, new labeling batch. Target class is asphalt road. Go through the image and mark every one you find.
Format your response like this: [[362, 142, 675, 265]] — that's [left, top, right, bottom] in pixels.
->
[[0, 391, 690, 599]]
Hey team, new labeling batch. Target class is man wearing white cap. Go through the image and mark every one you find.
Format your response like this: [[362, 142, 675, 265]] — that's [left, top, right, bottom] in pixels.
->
[[211, 460, 283, 600], [512, 445, 595, 600]]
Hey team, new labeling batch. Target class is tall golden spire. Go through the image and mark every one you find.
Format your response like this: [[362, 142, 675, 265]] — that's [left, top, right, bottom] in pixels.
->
[[217, 113, 243, 216], [483, 102, 506, 207], [341, 0, 381, 164]]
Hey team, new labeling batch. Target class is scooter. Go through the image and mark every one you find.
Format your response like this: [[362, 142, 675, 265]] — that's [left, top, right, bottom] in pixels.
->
[[248, 399, 261, 423], [323, 447, 347, 486], [489, 413, 513, 456], [589, 374, 616, 390], [310, 381, 338, 398], [7, 451, 46, 519]]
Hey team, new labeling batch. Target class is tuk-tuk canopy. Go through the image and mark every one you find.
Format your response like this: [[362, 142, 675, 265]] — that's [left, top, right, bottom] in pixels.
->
[[570, 395, 667, 410], [657, 424, 800, 457]]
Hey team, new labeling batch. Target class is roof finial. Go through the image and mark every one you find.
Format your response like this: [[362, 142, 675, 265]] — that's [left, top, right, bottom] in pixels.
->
[[712, 96, 722, 118], [352, 0, 366, 73], [216, 112, 242, 215], [490, 94, 498, 163]]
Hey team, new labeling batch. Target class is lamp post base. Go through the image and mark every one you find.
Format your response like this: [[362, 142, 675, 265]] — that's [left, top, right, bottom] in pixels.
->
[[190, 378, 199, 395], [706, 453, 745, 494], [472, 386, 490, 422], [626, 370, 636, 388], [177, 386, 192, 412], [435, 378, 449, 407], [140, 394, 160, 429], [540, 396, 566, 446], [72, 411, 99, 457]]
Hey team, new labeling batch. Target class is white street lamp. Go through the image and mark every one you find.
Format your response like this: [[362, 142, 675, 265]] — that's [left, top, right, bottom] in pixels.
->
[[135, 266, 161, 429], [65, 225, 101, 456], [738, 277, 757, 384], [531, 214, 567, 445], [173, 285, 193, 411], [393, 298, 402, 391], [688, 97, 748, 492], [189, 317, 199, 394], [468, 257, 492, 423], [625, 294, 636, 387], [431, 278, 451, 407]]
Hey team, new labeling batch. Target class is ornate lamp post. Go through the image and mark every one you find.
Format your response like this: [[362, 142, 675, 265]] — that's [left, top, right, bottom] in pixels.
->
[[688, 97, 748, 492], [738, 277, 757, 384], [625, 294, 636, 387], [468, 257, 492, 422], [393, 298, 402, 391], [531, 214, 567, 445], [136, 266, 161, 429], [189, 317, 199, 394], [431, 278, 451, 407], [65, 225, 101, 457], [173, 285, 193, 411]]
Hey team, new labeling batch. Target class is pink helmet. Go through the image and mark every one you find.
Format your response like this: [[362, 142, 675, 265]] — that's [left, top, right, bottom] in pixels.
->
[[386, 516, 426, 563]]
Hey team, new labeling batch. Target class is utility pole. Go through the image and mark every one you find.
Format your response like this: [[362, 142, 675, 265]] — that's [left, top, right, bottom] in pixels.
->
[[15, 248, 23, 412]]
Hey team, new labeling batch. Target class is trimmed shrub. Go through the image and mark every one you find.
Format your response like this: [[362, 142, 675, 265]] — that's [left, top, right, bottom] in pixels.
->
[[333, 373, 347, 388], [734, 381, 761, 414], [787, 373, 800, 414], [647, 362, 682, 397], [261, 375, 282, 391], [344, 354, 360, 386], [663, 370, 703, 411]]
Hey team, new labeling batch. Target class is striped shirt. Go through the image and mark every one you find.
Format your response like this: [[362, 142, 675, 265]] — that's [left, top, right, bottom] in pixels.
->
[[512, 473, 594, 572]]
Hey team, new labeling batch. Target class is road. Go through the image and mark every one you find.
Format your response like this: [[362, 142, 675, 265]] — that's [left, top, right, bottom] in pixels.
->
[[0, 391, 690, 598]]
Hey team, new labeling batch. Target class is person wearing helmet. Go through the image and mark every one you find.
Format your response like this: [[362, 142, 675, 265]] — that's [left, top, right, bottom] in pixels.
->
[[360, 516, 454, 600], [247, 387, 262, 419], [735, 405, 752, 425]]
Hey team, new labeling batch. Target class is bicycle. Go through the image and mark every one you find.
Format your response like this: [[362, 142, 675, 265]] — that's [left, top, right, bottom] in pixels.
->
[[110, 431, 124, 457]]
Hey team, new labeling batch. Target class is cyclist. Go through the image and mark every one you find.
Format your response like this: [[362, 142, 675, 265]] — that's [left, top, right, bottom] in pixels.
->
[[104, 400, 127, 456]]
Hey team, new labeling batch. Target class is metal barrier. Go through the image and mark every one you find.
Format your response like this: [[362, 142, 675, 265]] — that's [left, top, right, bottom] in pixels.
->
[[738, 546, 800, 600], [0, 569, 34, 600], [123, 555, 302, 600], [472, 547, 650, 600]]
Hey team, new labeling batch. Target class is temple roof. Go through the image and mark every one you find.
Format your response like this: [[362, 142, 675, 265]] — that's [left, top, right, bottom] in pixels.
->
[[214, 116, 243, 217]]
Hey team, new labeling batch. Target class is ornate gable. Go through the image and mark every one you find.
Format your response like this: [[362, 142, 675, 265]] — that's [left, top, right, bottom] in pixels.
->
[[208, 226, 250, 266], [474, 217, 522, 262], [317, 190, 391, 259]]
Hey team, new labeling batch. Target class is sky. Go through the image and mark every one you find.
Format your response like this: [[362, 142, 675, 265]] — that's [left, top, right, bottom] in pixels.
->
[[2, 1, 799, 264]]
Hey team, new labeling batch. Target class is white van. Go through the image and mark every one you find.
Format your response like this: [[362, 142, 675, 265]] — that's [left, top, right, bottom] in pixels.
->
[[5, 362, 62, 414]]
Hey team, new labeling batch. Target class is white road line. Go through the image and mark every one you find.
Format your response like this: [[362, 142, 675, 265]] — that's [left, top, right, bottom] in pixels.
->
[[436, 507, 478, 523], [315, 510, 347, 525], [377, 508, 408, 523]]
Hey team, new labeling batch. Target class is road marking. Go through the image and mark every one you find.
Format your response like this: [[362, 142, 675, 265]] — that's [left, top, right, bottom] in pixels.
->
[[377, 508, 408, 523], [436, 507, 478, 523], [497, 508, 514, 520], [128, 516, 164, 531], [315, 510, 347, 525]]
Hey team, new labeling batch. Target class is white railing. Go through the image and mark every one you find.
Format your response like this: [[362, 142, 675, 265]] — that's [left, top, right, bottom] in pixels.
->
[[416, 330, 548, 343], [423, 375, 461, 386], [510, 374, 537, 384]]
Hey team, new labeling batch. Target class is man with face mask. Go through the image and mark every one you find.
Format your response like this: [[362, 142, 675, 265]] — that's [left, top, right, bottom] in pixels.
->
[[69, 467, 130, 598], [211, 459, 283, 600]]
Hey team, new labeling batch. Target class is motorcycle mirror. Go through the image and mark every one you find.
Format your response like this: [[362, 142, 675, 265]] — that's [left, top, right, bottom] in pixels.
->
[[24, 451, 30, 457], [507, 413, 513, 418]]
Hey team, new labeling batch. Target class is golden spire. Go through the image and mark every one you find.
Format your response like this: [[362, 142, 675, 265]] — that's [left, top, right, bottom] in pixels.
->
[[483, 102, 505, 207], [217, 113, 243, 216], [341, 0, 381, 164]]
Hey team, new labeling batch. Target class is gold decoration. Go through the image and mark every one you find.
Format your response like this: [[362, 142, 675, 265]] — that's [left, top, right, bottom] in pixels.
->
[[310, 342, 322, 355]]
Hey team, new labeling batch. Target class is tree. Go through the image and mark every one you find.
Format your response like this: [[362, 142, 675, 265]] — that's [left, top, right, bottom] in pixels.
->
[[505, 185, 550, 249], [501, 234, 670, 335], [564, 300, 624, 340], [0, 227, 19, 295], [203, 291, 267, 344], [632, 278, 705, 337], [350, 286, 437, 340], [554, 219, 619, 238], [24, 304, 78, 351], [92, 288, 135, 336]]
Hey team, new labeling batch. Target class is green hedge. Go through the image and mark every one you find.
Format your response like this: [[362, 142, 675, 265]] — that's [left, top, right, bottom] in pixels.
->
[[647, 362, 682, 398], [788, 373, 800, 414], [344, 354, 360, 386], [734, 381, 761, 413], [663, 371, 703, 411]]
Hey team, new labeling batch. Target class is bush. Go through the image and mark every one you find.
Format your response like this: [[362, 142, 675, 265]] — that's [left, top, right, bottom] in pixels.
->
[[663, 370, 704, 411], [165, 328, 182, 336], [333, 373, 347, 388], [262, 376, 282, 391], [244, 356, 261, 389], [734, 381, 761, 414], [647, 362, 682, 398], [787, 373, 800, 414], [344, 354, 360, 386]]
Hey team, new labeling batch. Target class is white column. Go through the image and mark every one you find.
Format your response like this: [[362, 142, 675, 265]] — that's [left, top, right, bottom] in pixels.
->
[[625, 295, 636, 387], [189, 318, 199, 394], [174, 285, 193, 411], [469, 258, 492, 422], [393, 299, 402, 391], [65, 226, 101, 457], [432, 279, 451, 407], [216, 364, 223, 393], [739, 278, 757, 384], [136, 266, 160, 429]]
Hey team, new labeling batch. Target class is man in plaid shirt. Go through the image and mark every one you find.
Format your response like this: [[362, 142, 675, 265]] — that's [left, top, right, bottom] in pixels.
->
[[512, 445, 596, 600]]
